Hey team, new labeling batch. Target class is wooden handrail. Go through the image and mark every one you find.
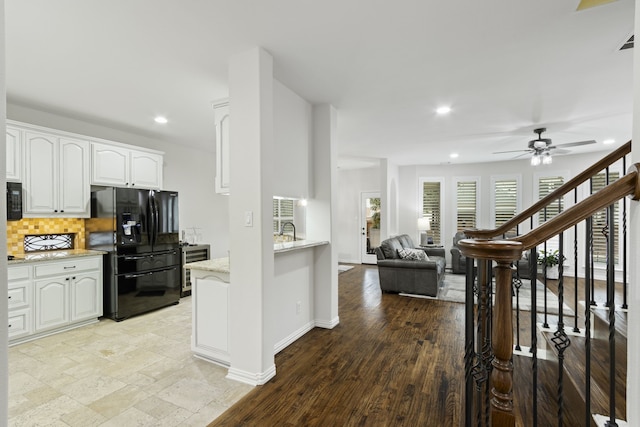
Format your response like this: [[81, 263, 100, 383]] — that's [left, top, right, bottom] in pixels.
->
[[458, 162, 640, 427], [465, 141, 631, 239]]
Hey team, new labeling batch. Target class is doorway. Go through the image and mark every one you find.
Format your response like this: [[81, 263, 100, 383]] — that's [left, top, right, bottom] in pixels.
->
[[361, 192, 381, 264]]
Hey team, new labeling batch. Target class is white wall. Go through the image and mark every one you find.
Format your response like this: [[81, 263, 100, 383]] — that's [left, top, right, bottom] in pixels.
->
[[1, 0, 9, 422], [273, 79, 312, 199], [335, 165, 380, 264], [6, 103, 231, 258]]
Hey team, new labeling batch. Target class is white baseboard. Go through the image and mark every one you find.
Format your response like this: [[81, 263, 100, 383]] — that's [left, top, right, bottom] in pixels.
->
[[274, 321, 315, 354], [227, 363, 276, 386], [315, 316, 340, 329]]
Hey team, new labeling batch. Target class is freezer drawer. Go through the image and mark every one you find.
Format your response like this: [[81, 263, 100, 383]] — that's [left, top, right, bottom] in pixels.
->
[[112, 266, 180, 321], [117, 249, 180, 274]]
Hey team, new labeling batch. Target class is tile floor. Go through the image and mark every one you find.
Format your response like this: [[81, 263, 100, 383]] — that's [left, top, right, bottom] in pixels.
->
[[8, 297, 253, 426]]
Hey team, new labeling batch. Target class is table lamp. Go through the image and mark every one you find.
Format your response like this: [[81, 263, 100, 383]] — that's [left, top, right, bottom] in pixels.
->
[[417, 216, 431, 246]]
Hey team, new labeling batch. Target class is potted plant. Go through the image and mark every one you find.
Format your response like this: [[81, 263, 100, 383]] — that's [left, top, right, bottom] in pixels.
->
[[537, 249, 565, 279]]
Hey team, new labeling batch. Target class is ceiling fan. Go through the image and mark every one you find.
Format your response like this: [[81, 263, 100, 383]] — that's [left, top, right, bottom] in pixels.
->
[[493, 128, 596, 166]]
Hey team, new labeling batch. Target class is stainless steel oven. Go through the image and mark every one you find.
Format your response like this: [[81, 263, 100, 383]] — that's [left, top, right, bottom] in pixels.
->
[[180, 244, 210, 297]]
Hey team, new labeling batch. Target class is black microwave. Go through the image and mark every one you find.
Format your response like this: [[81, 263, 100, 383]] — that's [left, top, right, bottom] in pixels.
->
[[7, 182, 22, 220]]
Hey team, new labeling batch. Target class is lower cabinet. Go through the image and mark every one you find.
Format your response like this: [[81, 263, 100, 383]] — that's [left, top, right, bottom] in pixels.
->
[[8, 255, 103, 345], [191, 270, 230, 366]]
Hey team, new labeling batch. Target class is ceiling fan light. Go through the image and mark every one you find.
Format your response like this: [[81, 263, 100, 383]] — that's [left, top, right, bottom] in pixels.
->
[[542, 152, 553, 165], [531, 154, 541, 166]]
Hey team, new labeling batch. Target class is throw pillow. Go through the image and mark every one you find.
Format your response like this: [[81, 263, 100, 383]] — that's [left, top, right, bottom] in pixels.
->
[[397, 248, 429, 261]]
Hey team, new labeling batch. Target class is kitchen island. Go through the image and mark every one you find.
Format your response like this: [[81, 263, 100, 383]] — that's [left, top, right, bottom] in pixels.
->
[[184, 257, 231, 366]]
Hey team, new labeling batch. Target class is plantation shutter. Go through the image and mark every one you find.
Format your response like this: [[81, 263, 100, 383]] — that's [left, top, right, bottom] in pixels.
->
[[591, 172, 619, 263], [422, 182, 441, 245], [494, 179, 518, 236], [538, 176, 565, 252], [456, 181, 477, 231], [273, 198, 295, 233]]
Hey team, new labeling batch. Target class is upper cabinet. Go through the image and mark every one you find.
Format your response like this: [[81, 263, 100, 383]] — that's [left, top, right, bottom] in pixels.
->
[[6, 126, 22, 182], [92, 142, 163, 189], [213, 99, 230, 194], [23, 131, 90, 218]]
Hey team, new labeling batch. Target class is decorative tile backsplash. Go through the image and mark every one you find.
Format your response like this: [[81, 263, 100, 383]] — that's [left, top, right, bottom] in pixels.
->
[[6, 218, 86, 255]]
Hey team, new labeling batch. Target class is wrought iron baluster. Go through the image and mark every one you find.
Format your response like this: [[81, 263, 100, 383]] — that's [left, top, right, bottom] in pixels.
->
[[622, 154, 628, 310], [542, 207, 550, 329], [529, 247, 538, 427], [551, 232, 571, 426], [513, 271, 522, 351], [585, 217, 593, 427], [465, 256, 476, 427], [605, 202, 618, 427], [573, 189, 580, 333], [590, 177, 597, 306]]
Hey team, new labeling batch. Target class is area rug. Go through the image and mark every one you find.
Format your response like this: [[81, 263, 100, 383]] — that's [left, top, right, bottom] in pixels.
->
[[338, 264, 354, 273], [404, 273, 573, 315]]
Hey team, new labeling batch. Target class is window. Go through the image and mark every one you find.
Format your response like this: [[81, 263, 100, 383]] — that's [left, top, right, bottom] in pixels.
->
[[273, 198, 295, 234], [493, 178, 519, 236], [456, 180, 477, 231], [537, 175, 565, 252], [420, 180, 442, 245], [591, 171, 620, 264]]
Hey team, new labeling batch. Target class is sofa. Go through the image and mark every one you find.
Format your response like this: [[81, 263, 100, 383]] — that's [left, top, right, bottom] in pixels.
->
[[450, 231, 467, 274], [375, 234, 446, 297]]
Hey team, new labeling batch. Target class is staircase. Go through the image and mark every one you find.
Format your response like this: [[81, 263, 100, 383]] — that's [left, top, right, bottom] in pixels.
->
[[459, 141, 635, 427]]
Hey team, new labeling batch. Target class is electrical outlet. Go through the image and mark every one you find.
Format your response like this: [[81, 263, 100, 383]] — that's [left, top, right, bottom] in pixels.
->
[[296, 301, 301, 314]]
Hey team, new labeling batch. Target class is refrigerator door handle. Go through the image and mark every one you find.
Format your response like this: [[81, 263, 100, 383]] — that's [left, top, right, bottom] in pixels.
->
[[123, 255, 151, 261], [124, 271, 154, 279], [148, 191, 157, 247]]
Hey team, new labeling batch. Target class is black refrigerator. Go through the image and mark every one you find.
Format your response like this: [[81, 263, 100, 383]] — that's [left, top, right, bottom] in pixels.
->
[[87, 187, 181, 321]]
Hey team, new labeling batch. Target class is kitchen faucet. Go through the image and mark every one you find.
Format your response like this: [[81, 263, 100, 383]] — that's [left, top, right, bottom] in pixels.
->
[[279, 221, 296, 242]]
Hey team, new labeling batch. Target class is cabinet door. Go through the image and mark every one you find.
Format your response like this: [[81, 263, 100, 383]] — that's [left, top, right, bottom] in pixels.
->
[[214, 100, 230, 194], [8, 308, 31, 340], [6, 126, 22, 182], [70, 271, 102, 322], [59, 138, 90, 217], [34, 278, 69, 332], [192, 274, 229, 363], [91, 143, 130, 186], [130, 150, 163, 189], [24, 132, 58, 214]]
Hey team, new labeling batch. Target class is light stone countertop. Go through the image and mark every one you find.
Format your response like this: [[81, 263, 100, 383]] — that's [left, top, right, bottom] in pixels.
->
[[273, 239, 329, 254], [184, 257, 230, 274], [8, 249, 107, 265]]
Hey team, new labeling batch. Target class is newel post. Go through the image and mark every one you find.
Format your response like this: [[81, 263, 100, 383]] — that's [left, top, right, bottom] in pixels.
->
[[458, 239, 523, 427]]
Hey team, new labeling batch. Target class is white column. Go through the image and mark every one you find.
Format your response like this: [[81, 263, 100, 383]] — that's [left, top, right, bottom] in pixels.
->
[[627, 1, 640, 423], [308, 104, 339, 328], [0, 1, 9, 424], [227, 47, 276, 385]]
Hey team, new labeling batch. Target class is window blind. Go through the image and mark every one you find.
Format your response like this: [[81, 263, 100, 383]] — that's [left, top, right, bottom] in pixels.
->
[[273, 198, 295, 233], [538, 176, 564, 252], [494, 179, 518, 236], [591, 172, 620, 264], [456, 181, 477, 231], [422, 181, 441, 245]]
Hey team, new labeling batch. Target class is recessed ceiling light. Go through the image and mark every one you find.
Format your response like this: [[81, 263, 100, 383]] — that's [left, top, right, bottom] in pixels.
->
[[154, 116, 168, 124], [436, 106, 451, 115], [450, 153, 459, 158], [603, 139, 615, 145]]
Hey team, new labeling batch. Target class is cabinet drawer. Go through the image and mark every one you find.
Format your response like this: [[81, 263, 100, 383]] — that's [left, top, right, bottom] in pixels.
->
[[8, 282, 29, 310], [34, 257, 101, 278], [8, 266, 30, 281], [8, 308, 31, 340]]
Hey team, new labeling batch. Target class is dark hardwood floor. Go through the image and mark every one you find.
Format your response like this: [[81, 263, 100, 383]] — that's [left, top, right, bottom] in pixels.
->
[[209, 267, 627, 427], [209, 265, 466, 426]]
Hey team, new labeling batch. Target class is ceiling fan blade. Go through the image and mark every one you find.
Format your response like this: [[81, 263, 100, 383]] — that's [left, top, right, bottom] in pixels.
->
[[553, 139, 597, 148], [551, 148, 571, 155], [577, 0, 617, 10], [493, 149, 532, 155], [512, 152, 532, 159]]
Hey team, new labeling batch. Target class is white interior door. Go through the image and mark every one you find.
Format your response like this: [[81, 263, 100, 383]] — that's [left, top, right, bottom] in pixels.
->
[[361, 192, 381, 264]]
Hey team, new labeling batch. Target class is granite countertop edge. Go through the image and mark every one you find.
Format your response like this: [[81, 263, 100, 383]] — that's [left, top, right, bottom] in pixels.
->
[[184, 257, 230, 274], [8, 249, 108, 265], [274, 240, 329, 254]]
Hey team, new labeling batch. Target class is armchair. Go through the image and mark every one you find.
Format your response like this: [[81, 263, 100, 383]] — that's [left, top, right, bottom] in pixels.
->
[[450, 232, 467, 274]]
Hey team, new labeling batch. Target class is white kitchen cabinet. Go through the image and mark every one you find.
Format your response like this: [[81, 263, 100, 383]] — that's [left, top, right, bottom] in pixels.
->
[[213, 99, 230, 194], [8, 255, 103, 345], [191, 270, 230, 365], [34, 278, 69, 332], [6, 125, 22, 182], [8, 265, 32, 340], [92, 142, 163, 189], [70, 271, 102, 322], [23, 131, 90, 217]]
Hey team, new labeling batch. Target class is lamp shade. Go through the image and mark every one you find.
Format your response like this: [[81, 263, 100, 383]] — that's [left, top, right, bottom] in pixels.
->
[[417, 216, 431, 231]]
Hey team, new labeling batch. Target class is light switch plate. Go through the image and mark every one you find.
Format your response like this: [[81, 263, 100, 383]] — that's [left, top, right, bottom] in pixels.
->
[[244, 211, 253, 227]]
